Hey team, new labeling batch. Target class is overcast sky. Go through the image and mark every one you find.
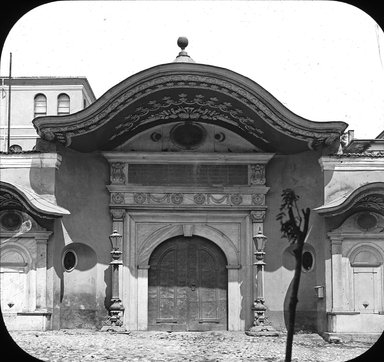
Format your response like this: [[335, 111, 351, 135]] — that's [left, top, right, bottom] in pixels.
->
[[1, 1, 384, 139]]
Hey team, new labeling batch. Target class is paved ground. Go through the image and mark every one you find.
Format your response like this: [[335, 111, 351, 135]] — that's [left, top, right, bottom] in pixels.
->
[[6, 329, 379, 362]]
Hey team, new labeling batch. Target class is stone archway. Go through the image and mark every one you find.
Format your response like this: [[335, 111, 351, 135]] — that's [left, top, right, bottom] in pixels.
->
[[148, 235, 228, 331], [137, 224, 239, 267]]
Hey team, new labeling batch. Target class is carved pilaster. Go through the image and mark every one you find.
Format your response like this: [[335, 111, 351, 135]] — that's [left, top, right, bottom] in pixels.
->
[[246, 209, 278, 337], [111, 162, 126, 184], [249, 164, 266, 185], [110, 209, 125, 250], [250, 210, 266, 235]]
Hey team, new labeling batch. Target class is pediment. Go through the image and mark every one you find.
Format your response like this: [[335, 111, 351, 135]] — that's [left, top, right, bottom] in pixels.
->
[[33, 63, 347, 154]]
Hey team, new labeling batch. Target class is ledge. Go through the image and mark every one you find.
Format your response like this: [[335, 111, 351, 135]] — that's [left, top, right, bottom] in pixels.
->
[[103, 152, 275, 164], [0, 153, 62, 169]]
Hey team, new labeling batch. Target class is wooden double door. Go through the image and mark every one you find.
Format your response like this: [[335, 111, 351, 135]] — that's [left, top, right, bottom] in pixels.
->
[[148, 236, 228, 331]]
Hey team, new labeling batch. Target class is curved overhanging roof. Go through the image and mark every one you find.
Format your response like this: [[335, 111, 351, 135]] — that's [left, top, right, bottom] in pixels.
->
[[315, 182, 384, 217], [0, 182, 70, 219], [33, 62, 347, 154]]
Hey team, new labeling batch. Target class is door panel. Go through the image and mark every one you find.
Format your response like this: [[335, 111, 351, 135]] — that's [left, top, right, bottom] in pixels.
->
[[148, 236, 227, 331], [353, 267, 380, 313]]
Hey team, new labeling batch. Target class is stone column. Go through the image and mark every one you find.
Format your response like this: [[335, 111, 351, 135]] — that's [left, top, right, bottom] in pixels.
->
[[111, 208, 125, 301], [101, 208, 126, 332], [330, 236, 344, 312], [246, 210, 278, 336]]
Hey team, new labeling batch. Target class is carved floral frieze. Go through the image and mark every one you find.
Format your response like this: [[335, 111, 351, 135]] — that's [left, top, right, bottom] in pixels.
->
[[109, 191, 267, 209]]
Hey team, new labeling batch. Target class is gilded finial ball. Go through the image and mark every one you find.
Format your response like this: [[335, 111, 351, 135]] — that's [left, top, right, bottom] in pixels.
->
[[177, 36, 188, 50]]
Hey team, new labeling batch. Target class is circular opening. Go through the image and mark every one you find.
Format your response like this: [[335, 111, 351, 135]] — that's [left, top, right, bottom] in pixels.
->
[[63, 250, 77, 272], [356, 213, 377, 230], [9, 144, 23, 153], [0, 211, 23, 231], [170, 122, 206, 149], [302, 251, 314, 272]]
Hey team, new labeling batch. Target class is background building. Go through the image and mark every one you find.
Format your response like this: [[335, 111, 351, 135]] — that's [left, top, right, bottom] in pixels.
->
[[0, 77, 96, 151]]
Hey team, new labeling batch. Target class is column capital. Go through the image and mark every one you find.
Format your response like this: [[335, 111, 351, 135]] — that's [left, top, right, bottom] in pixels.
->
[[250, 210, 266, 223], [110, 208, 126, 221]]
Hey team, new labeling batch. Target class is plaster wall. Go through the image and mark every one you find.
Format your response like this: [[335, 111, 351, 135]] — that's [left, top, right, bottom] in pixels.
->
[[320, 158, 384, 204], [264, 150, 326, 332], [48, 145, 112, 329], [20, 146, 331, 332], [0, 154, 59, 196]]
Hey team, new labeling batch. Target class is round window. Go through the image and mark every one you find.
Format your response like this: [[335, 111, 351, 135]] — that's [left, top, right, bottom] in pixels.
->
[[170, 122, 206, 149], [356, 212, 377, 231], [302, 251, 314, 272], [0, 211, 23, 231], [63, 250, 77, 272]]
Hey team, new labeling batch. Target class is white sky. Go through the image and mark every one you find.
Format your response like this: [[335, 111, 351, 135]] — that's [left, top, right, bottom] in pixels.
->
[[1, 0, 384, 139]]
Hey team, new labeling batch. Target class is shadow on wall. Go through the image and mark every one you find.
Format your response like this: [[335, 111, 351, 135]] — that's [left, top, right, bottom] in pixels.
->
[[103, 263, 112, 311], [60, 242, 98, 329], [282, 245, 317, 332]]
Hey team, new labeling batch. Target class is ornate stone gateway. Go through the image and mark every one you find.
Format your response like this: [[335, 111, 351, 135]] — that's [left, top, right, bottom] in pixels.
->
[[148, 236, 227, 331], [29, 39, 349, 332]]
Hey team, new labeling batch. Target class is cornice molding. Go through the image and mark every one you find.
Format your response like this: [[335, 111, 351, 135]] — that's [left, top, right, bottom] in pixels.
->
[[315, 182, 384, 216], [0, 153, 62, 169], [102, 151, 275, 164], [319, 156, 384, 171]]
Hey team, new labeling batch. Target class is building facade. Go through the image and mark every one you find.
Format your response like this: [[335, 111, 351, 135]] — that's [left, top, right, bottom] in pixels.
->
[[1, 40, 383, 341], [0, 76, 96, 151]]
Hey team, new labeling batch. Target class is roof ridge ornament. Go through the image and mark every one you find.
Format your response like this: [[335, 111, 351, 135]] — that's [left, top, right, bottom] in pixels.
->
[[174, 36, 195, 63]]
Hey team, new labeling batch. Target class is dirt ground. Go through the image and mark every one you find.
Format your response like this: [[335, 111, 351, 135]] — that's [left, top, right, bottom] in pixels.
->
[[4, 329, 383, 362]]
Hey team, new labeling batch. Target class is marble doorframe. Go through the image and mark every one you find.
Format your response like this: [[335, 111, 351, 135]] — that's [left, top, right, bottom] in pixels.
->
[[121, 211, 251, 331]]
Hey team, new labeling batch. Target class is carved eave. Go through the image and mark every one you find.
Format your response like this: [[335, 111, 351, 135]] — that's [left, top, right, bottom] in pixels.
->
[[0, 182, 70, 219], [315, 182, 384, 217], [33, 63, 347, 154]]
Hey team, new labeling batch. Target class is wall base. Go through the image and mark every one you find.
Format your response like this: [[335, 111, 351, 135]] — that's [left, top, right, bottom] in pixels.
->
[[321, 332, 382, 344], [3, 311, 52, 331]]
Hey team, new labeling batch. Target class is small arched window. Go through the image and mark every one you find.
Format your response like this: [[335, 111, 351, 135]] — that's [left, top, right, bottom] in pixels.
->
[[57, 93, 70, 115], [34, 94, 47, 117]]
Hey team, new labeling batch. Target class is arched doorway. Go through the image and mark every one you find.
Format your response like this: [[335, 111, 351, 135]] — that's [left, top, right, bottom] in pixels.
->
[[148, 235, 228, 331]]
